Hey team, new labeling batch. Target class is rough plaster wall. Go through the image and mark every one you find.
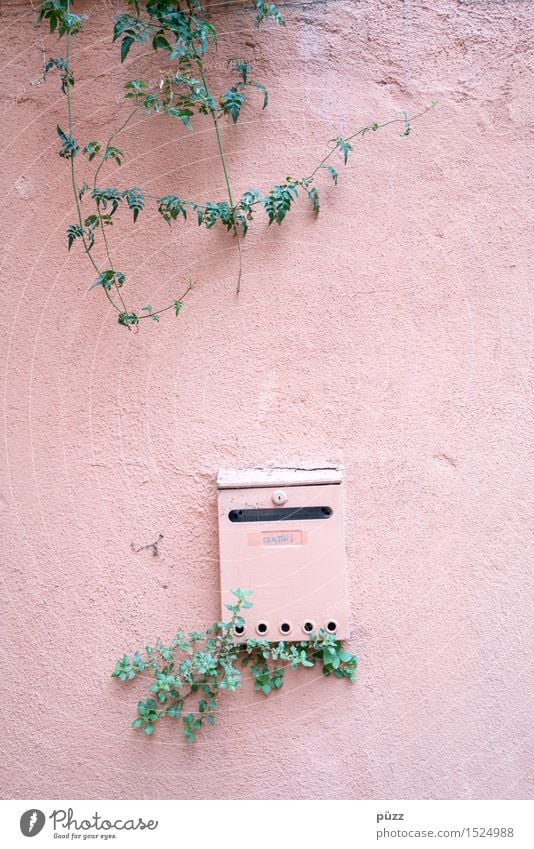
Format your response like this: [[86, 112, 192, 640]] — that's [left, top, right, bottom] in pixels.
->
[[0, 0, 532, 800]]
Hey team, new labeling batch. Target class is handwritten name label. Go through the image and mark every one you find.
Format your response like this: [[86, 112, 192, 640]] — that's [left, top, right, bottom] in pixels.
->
[[247, 530, 305, 547]]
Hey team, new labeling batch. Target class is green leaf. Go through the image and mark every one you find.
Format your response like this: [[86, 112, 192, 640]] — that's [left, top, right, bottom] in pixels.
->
[[152, 34, 171, 52], [124, 79, 148, 100], [61, 12, 82, 36], [335, 137, 353, 165], [82, 141, 101, 162], [251, 81, 269, 109], [131, 718, 143, 728], [143, 723, 154, 735], [90, 269, 116, 291], [157, 195, 187, 224], [56, 124, 79, 160], [262, 182, 299, 225], [66, 224, 83, 251], [165, 106, 194, 131], [307, 187, 320, 214], [118, 312, 139, 328], [229, 59, 250, 84], [43, 57, 74, 94], [120, 36, 135, 63], [122, 188, 144, 222], [323, 165, 338, 185], [103, 146, 124, 166], [339, 649, 355, 662], [40, 5, 83, 37], [255, 1, 286, 27], [220, 88, 245, 124]]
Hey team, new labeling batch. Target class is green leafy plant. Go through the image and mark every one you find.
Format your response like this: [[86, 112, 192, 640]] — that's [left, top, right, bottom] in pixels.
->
[[39, 0, 435, 328], [112, 589, 357, 742]]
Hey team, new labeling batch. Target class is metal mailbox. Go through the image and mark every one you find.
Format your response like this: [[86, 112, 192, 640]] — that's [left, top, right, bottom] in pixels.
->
[[217, 467, 350, 641]]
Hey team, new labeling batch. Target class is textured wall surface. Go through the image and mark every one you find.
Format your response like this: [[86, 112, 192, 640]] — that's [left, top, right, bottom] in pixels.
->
[[1, 0, 532, 800]]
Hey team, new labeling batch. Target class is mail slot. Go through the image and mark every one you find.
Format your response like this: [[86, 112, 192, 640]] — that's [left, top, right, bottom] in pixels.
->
[[217, 467, 350, 642]]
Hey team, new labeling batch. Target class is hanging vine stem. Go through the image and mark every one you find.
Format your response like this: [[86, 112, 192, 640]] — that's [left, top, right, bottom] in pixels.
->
[[91, 105, 143, 315], [64, 12, 123, 317], [29, 0, 48, 86], [87, 104, 436, 227], [39, 0, 436, 329], [197, 59, 244, 294]]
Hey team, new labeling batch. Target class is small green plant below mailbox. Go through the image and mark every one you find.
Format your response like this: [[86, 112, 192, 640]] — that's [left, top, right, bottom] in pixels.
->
[[112, 589, 357, 743]]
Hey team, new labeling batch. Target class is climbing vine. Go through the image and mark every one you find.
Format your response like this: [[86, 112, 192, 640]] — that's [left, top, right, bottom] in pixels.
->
[[112, 589, 358, 742], [39, 0, 435, 329]]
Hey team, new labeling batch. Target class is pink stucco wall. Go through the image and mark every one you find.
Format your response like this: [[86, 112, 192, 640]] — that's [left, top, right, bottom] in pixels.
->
[[1, 0, 532, 800]]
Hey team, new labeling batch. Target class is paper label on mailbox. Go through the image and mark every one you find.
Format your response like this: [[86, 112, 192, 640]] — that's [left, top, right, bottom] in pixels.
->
[[247, 530, 305, 547]]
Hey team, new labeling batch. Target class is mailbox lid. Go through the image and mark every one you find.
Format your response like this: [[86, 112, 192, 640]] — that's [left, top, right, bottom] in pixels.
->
[[217, 466, 343, 490]]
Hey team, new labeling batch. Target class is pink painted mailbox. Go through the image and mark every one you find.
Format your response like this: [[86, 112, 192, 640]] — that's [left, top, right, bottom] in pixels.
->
[[217, 467, 350, 642]]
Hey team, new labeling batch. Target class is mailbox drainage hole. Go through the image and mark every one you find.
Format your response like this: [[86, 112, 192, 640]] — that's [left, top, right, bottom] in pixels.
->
[[303, 621, 315, 633], [256, 622, 268, 635], [279, 622, 292, 635], [234, 624, 245, 636], [326, 620, 338, 633]]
